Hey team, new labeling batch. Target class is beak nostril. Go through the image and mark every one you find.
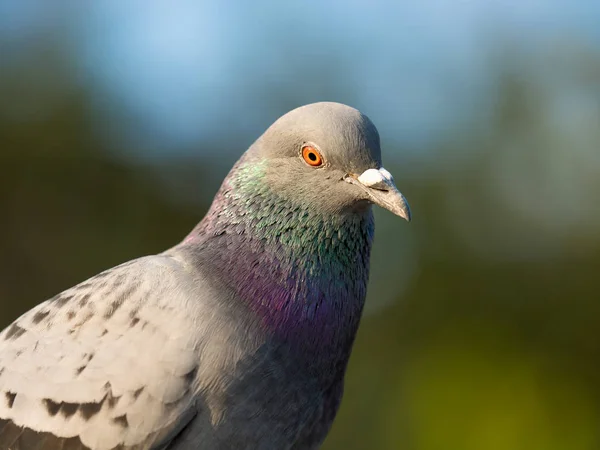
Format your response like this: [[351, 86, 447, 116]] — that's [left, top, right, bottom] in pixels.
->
[[372, 185, 390, 192]]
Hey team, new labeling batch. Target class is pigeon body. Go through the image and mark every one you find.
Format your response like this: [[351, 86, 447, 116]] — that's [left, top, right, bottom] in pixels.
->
[[0, 102, 410, 449]]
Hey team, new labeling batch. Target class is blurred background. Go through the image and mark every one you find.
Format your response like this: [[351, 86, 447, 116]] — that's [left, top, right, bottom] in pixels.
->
[[1, 1, 600, 449]]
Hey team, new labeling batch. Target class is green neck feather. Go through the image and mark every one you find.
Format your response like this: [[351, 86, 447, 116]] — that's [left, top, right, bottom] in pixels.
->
[[188, 158, 375, 357]]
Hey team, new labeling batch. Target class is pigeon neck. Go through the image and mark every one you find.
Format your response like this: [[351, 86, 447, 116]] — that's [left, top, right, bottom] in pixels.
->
[[185, 160, 374, 367]]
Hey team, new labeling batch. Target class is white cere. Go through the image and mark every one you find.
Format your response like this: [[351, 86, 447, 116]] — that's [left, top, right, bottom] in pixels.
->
[[357, 168, 393, 188]]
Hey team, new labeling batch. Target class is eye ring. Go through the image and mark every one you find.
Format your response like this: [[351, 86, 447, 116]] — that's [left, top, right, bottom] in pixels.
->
[[301, 145, 324, 167]]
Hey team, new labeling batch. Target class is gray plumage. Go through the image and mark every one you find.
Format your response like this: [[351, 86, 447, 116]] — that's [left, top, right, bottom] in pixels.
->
[[0, 102, 410, 449]]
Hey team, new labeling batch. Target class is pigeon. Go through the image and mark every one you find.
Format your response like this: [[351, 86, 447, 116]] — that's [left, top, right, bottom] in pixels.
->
[[0, 102, 411, 450]]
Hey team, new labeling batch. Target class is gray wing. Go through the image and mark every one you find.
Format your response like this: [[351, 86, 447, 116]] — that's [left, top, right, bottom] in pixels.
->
[[0, 255, 206, 450]]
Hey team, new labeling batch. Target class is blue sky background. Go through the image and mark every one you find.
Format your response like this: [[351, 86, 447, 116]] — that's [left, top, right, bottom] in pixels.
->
[[2, 0, 599, 158]]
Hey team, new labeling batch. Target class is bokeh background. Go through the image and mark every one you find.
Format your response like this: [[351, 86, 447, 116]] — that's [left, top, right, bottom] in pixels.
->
[[2, 1, 600, 449]]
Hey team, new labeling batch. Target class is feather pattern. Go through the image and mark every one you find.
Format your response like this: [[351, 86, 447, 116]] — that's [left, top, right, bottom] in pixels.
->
[[0, 256, 215, 449]]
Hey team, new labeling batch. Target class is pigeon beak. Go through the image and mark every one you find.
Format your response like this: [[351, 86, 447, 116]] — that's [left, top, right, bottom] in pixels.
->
[[345, 168, 412, 221]]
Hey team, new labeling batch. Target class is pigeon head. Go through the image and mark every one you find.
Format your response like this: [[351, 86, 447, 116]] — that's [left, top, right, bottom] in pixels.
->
[[185, 102, 410, 359], [248, 102, 411, 221]]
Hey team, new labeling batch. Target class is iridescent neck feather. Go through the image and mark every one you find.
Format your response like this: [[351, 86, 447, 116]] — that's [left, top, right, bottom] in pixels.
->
[[185, 158, 374, 357]]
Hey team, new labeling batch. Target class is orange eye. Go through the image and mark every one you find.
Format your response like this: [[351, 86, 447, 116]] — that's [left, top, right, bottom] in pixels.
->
[[301, 146, 323, 167]]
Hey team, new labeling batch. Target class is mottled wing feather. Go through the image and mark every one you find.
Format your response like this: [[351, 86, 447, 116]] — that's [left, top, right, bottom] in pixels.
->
[[0, 415, 197, 450], [0, 418, 91, 450], [0, 256, 202, 450]]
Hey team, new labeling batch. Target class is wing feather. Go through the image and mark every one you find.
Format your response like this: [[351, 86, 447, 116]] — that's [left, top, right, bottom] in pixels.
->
[[0, 255, 202, 450]]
